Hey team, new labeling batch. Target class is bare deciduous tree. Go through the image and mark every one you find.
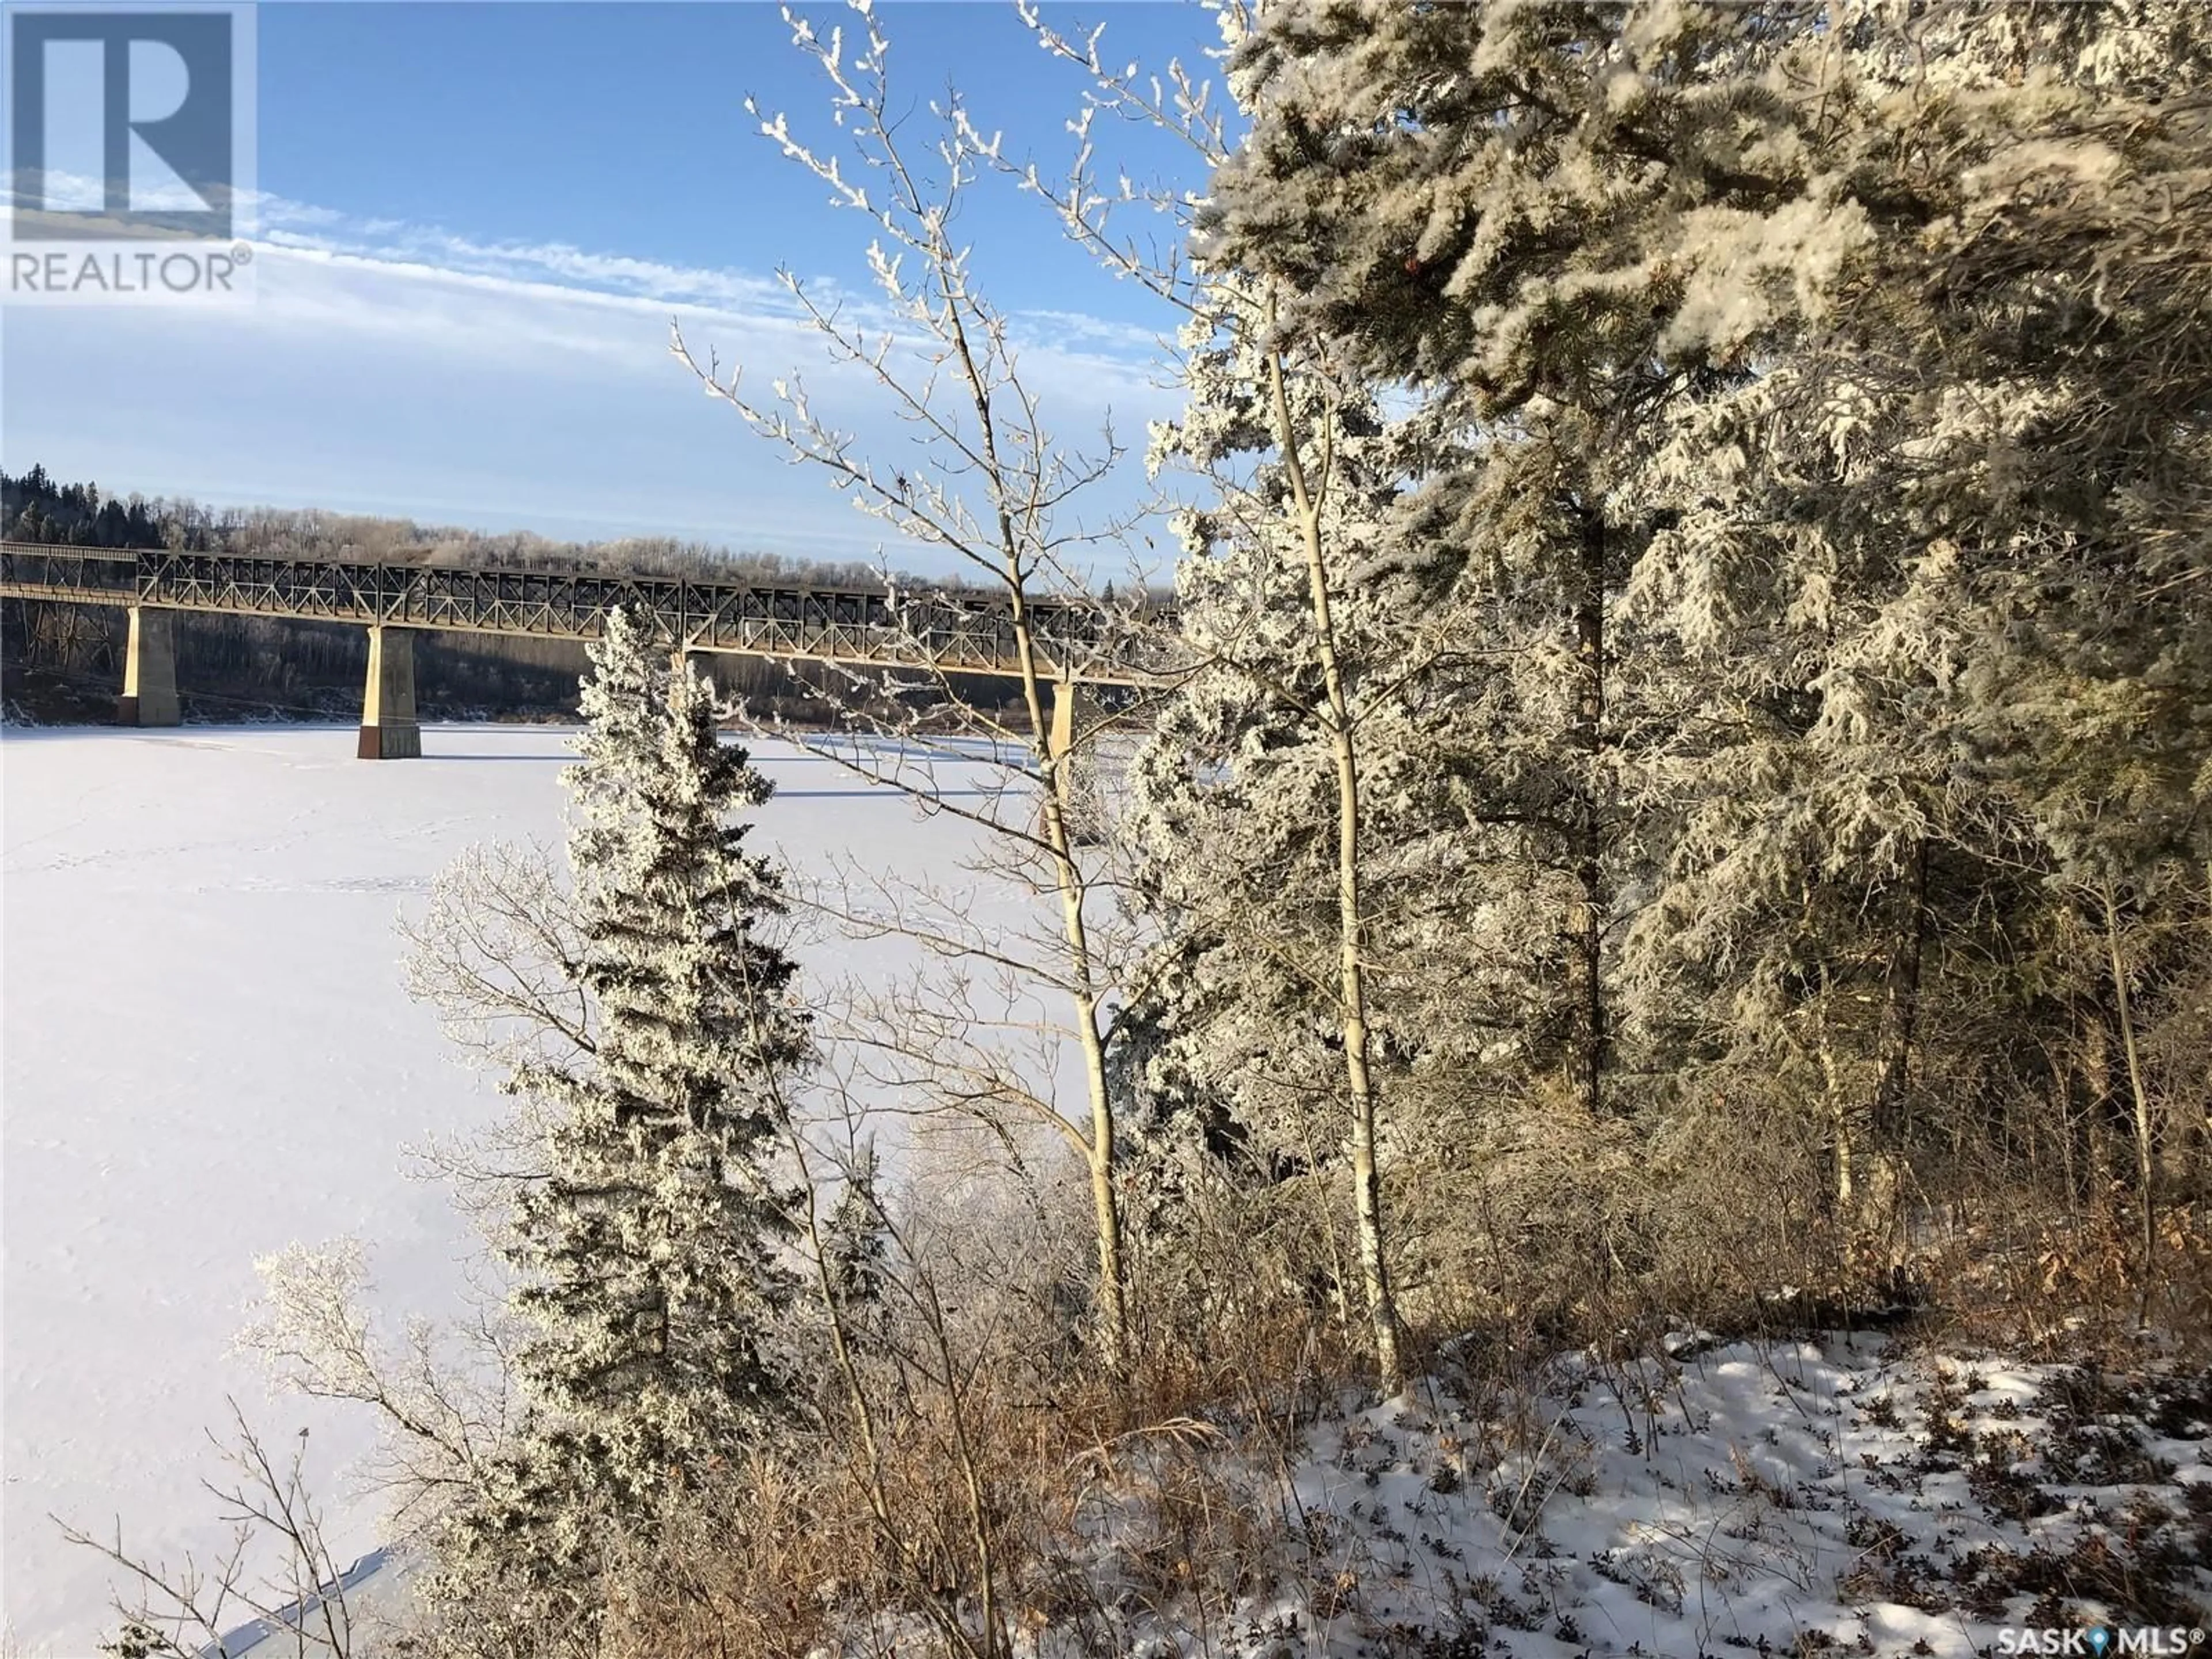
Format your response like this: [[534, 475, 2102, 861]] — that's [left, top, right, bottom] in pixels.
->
[[666, 0, 1180, 1365], [997, 7, 1413, 1388], [60, 1400, 373, 1659]]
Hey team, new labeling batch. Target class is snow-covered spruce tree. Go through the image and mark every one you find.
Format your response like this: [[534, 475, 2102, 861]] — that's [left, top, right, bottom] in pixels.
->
[[1198, 2, 1850, 1126], [1153, 5, 1797, 1304], [820, 1139, 890, 1330], [1127, 282, 1690, 1350], [1603, 5, 2212, 1266], [1013, 4, 1691, 1357], [1202, 1, 2212, 1289], [435, 606, 810, 1627], [1107, 7, 1831, 1336], [1194, 5, 1984, 1263]]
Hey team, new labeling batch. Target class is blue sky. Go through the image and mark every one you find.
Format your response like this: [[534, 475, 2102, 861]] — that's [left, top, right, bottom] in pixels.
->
[[3, 2, 1222, 575]]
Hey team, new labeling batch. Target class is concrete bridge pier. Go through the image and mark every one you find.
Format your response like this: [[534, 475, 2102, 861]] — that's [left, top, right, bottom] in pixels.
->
[[1047, 676, 1107, 846], [358, 626, 422, 759], [116, 606, 180, 726], [672, 641, 733, 711]]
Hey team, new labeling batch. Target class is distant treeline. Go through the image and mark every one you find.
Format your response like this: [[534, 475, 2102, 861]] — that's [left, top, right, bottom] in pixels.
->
[[0, 465, 1023, 725]]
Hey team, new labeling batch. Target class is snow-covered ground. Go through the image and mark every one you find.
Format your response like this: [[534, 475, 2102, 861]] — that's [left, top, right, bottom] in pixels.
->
[[0, 722, 1048, 1655], [1073, 1334, 2211, 1659]]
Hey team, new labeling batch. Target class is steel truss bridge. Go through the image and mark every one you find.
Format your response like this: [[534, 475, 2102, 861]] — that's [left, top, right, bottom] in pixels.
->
[[0, 543, 1151, 683]]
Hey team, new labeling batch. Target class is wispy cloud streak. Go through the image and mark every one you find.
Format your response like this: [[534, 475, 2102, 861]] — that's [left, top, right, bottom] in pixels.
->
[[6, 192, 1179, 571]]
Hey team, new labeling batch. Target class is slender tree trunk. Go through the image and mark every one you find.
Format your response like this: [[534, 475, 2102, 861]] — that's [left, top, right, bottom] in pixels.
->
[[1012, 618, 1126, 1368], [1570, 507, 1608, 1118], [1873, 840, 1930, 1140], [2080, 1001, 2114, 1211], [2203, 864, 2212, 1171], [1264, 312, 1404, 1394], [933, 251, 1128, 1369], [2100, 884, 2157, 1327], [2048, 1069, 2074, 1211], [1816, 1006, 1853, 1217], [1864, 840, 1930, 1244]]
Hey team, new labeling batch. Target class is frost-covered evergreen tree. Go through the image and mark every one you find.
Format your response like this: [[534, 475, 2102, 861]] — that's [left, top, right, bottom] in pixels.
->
[[1119, 3, 1834, 1347], [1622, 3, 2212, 1249], [1200, 1, 1849, 1122], [1127, 300, 1393, 1363], [439, 607, 810, 1623], [820, 1140, 889, 1320], [1205, 0, 2212, 1263]]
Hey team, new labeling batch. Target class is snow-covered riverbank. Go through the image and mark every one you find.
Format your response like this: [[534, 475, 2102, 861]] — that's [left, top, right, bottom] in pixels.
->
[[1, 722, 1036, 1653]]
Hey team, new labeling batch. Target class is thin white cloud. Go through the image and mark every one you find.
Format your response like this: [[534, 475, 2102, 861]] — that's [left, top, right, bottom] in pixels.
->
[[6, 190, 1180, 575], [238, 194, 1170, 404], [258, 194, 808, 311]]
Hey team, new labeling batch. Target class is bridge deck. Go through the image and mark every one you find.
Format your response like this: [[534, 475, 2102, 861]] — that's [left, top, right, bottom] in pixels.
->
[[0, 544, 1158, 683]]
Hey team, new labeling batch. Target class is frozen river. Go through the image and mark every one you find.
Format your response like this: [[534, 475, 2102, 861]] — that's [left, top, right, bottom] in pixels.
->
[[0, 722, 1054, 1653]]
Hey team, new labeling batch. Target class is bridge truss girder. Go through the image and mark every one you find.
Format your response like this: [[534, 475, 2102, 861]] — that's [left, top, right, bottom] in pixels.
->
[[0, 544, 1144, 684]]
